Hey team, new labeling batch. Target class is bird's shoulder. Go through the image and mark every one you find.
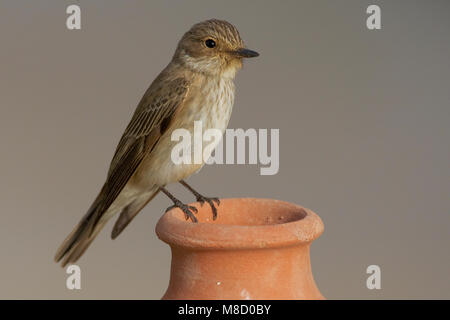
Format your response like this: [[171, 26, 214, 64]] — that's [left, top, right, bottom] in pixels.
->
[[106, 64, 195, 177], [124, 65, 195, 137]]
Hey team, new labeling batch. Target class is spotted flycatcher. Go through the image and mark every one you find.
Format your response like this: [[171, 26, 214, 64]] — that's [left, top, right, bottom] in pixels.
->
[[55, 19, 259, 266]]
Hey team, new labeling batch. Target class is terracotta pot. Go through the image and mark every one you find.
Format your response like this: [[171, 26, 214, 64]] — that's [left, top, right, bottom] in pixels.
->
[[156, 198, 324, 300]]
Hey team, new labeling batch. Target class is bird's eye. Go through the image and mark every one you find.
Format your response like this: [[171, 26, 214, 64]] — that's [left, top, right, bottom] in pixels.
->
[[205, 39, 216, 48]]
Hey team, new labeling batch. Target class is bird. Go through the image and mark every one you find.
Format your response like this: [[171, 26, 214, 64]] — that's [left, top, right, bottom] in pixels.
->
[[55, 19, 259, 267]]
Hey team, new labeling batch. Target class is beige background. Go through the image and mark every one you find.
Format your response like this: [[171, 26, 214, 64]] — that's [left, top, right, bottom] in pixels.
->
[[0, 0, 449, 299]]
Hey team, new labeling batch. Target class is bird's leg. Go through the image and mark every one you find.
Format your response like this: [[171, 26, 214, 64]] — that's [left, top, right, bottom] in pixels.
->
[[180, 180, 220, 220], [159, 186, 198, 223]]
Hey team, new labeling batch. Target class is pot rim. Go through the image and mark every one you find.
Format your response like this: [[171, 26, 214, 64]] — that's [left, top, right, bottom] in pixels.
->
[[155, 198, 324, 250]]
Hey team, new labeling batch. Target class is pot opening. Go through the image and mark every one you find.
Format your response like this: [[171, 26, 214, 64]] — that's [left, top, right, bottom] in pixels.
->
[[156, 198, 323, 249], [171, 198, 307, 226]]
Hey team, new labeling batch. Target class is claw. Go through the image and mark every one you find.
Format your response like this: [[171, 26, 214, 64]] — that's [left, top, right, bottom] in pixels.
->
[[188, 206, 198, 213], [165, 201, 198, 223], [196, 196, 220, 220]]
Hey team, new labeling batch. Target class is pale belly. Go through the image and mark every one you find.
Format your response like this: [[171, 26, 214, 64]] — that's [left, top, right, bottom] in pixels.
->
[[133, 77, 234, 188]]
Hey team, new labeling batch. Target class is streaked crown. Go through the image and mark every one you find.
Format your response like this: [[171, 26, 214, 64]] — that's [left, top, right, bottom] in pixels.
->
[[173, 19, 258, 77]]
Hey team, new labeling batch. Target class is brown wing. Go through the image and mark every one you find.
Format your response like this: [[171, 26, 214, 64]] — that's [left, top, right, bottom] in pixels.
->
[[54, 74, 190, 265], [90, 76, 190, 230], [108, 77, 190, 175]]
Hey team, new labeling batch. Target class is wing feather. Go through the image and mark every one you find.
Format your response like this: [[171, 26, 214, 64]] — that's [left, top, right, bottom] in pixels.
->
[[108, 77, 189, 174], [90, 76, 190, 229]]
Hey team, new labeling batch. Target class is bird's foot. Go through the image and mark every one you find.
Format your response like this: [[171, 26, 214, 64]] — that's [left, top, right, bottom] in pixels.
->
[[196, 196, 220, 220], [166, 200, 198, 223]]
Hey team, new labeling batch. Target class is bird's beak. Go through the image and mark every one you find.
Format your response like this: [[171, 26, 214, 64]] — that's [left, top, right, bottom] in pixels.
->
[[232, 48, 259, 58]]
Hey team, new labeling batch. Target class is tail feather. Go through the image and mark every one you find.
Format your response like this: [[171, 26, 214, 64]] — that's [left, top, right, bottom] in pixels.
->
[[60, 220, 107, 268], [55, 187, 160, 267], [55, 191, 111, 267], [54, 203, 98, 264]]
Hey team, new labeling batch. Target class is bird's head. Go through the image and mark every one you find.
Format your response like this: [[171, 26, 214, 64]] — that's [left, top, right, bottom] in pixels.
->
[[173, 19, 259, 78]]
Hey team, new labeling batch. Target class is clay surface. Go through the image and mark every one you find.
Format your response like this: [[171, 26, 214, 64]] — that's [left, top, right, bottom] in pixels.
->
[[156, 198, 324, 299]]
